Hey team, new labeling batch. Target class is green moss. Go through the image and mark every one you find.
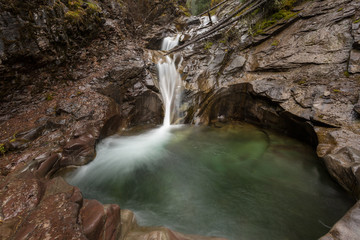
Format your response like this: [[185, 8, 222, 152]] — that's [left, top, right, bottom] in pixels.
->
[[253, 19, 276, 35], [354, 19, 360, 24], [0, 144, 6, 156], [272, 9, 297, 20], [344, 71, 350, 78], [219, 39, 227, 44], [46, 93, 54, 101], [68, 0, 83, 9], [65, 10, 84, 22], [252, 0, 298, 36], [179, 5, 192, 17], [298, 80, 306, 85], [86, 2, 101, 13], [333, 89, 341, 93], [251, 8, 260, 16], [65, 0, 101, 23], [271, 39, 280, 46], [337, 7, 343, 12], [281, 0, 297, 9], [204, 41, 213, 50]]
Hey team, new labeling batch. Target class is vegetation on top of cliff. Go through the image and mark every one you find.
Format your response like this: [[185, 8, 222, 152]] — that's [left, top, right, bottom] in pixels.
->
[[65, 0, 102, 24], [250, 0, 299, 36]]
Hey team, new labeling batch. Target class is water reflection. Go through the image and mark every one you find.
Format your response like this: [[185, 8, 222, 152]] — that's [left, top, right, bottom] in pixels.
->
[[65, 123, 353, 240]]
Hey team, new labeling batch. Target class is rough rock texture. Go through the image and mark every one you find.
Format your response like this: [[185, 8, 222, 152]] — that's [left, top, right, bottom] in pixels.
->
[[0, 0, 183, 239], [320, 200, 360, 240], [1, 0, 360, 239], [121, 209, 227, 240], [165, 0, 360, 239]]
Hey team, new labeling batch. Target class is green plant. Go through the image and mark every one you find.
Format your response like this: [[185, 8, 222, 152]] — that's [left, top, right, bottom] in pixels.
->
[[65, 0, 101, 23], [0, 144, 6, 156], [179, 5, 192, 17], [333, 89, 341, 93], [271, 39, 280, 46], [252, 0, 298, 36], [354, 19, 360, 24], [337, 7, 343, 12], [251, 8, 260, 16], [298, 80, 306, 85], [253, 9, 297, 36], [219, 39, 227, 44], [46, 93, 54, 101], [86, 2, 101, 13], [9, 133, 17, 143], [204, 41, 213, 50], [281, 0, 297, 9], [272, 9, 297, 20], [344, 71, 350, 78]]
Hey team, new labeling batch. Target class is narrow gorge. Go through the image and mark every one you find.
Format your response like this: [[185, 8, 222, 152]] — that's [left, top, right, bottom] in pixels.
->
[[0, 0, 360, 239]]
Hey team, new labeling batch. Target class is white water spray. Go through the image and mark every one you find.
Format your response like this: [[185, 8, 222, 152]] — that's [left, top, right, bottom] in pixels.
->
[[157, 35, 183, 126], [68, 35, 186, 185]]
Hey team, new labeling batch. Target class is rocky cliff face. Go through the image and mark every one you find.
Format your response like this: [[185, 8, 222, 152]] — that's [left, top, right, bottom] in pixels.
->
[[0, 0, 193, 239], [0, 0, 360, 239], [167, 0, 360, 239]]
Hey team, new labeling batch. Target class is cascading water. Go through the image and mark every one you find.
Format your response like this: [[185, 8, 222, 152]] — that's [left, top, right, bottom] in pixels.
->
[[157, 35, 183, 126], [63, 21, 353, 240]]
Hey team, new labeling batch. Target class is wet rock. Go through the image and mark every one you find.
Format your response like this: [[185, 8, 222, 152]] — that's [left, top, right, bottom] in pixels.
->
[[107, 60, 145, 82], [320, 201, 360, 240], [80, 200, 121, 240], [81, 199, 107, 240], [316, 128, 360, 195], [13, 189, 86, 240], [121, 209, 138, 239], [185, 16, 201, 27], [128, 91, 163, 126], [223, 55, 246, 75], [0, 178, 44, 220], [1, 0, 360, 239], [101, 204, 121, 240], [61, 133, 96, 167], [0, 217, 21, 240], [7, 177, 87, 239], [33, 153, 62, 178], [121, 209, 227, 240]]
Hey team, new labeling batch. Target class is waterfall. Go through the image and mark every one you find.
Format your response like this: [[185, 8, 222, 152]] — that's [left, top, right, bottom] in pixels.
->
[[157, 35, 183, 126]]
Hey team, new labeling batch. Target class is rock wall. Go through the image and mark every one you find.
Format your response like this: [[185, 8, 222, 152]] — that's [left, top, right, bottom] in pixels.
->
[[0, 0, 188, 239], [176, 0, 360, 194], [1, 0, 360, 239], [167, 0, 360, 239]]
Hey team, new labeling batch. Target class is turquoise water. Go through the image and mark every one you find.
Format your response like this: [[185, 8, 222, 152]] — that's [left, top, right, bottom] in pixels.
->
[[65, 123, 353, 240]]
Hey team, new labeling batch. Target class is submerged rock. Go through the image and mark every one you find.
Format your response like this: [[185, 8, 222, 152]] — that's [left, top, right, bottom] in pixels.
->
[[0, 0, 360, 239]]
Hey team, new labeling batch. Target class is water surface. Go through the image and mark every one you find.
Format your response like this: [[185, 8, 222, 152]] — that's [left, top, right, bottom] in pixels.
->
[[65, 123, 353, 240]]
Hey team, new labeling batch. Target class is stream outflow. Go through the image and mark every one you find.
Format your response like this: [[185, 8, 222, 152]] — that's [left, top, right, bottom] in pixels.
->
[[64, 36, 354, 240], [65, 123, 353, 240]]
